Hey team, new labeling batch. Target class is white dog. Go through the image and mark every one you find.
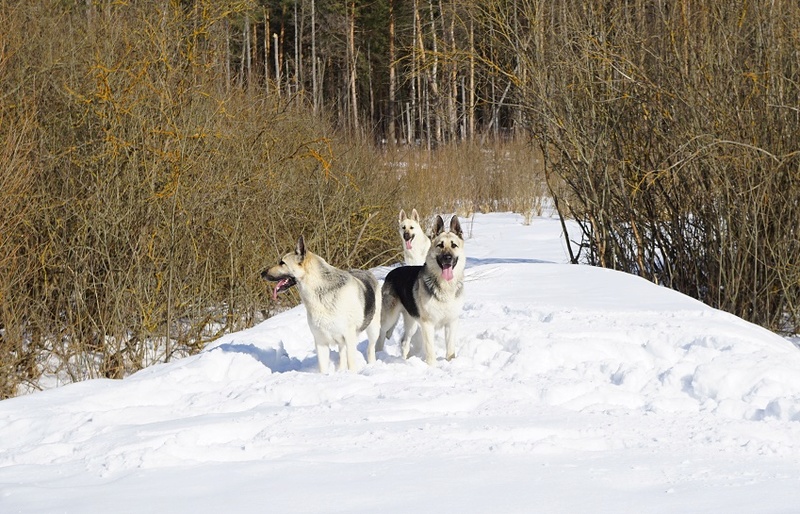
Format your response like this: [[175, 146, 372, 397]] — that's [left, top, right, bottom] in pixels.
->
[[398, 208, 431, 265], [262, 236, 381, 373]]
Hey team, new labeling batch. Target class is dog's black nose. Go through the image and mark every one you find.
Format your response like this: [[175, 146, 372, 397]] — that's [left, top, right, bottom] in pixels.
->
[[403, 232, 413, 241], [439, 253, 454, 266], [260, 269, 270, 280]]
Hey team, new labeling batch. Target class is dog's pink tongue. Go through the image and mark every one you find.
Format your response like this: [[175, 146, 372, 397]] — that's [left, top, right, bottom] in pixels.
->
[[405, 240, 412, 250], [272, 279, 288, 301], [441, 266, 454, 281]]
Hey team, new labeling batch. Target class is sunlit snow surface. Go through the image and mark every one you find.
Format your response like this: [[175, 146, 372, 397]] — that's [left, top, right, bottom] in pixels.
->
[[2, 213, 800, 514]]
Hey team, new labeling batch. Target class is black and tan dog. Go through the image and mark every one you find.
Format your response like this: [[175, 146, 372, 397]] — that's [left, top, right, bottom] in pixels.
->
[[376, 215, 465, 365]]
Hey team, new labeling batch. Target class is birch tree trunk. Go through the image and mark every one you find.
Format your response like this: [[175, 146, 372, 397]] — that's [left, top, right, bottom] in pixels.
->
[[446, 0, 457, 141], [410, 0, 418, 144], [240, 13, 250, 88], [263, 7, 269, 94], [468, 16, 475, 140], [388, 0, 396, 146], [428, 0, 441, 145], [348, 0, 360, 133], [273, 32, 280, 96], [294, 0, 299, 95], [311, 0, 318, 113], [414, 2, 428, 147]]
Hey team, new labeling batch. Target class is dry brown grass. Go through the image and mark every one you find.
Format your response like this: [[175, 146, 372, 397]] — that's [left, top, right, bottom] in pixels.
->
[[385, 138, 548, 223]]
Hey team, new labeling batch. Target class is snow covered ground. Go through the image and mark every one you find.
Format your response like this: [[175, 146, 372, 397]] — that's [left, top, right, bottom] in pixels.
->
[[2, 212, 800, 513]]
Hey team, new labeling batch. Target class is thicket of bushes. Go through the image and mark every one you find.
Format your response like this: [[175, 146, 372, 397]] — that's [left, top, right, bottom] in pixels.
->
[[0, 2, 394, 397], [481, 0, 800, 335]]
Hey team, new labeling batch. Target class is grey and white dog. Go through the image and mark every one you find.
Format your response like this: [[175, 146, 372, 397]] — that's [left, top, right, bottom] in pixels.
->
[[376, 214, 466, 365], [262, 236, 381, 373]]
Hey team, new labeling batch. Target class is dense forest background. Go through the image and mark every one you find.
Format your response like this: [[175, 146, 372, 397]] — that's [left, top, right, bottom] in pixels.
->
[[1, 0, 798, 397]]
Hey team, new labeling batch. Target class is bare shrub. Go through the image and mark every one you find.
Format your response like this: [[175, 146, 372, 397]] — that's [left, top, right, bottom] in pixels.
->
[[481, 0, 800, 334]]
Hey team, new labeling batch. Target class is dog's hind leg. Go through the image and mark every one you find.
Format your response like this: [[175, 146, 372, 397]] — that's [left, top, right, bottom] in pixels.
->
[[365, 315, 381, 364], [376, 301, 401, 353], [399, 313, 418, 360], [341, 333, 359, 371]]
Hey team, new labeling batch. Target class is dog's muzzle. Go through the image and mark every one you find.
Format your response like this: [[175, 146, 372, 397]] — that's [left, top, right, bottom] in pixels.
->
[[436, 253, 458, 281], [403, 231, 415, 249], [261, 269, 297, 300]]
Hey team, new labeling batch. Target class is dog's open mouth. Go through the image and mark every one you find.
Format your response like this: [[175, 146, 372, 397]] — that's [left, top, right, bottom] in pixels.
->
[[403, 232, 415, 249], [436, 255, 458, 282], [272, 277, 297, 300]]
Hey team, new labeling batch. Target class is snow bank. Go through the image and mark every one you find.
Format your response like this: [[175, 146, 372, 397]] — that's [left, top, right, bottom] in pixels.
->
[[2, 213, 800, 514]]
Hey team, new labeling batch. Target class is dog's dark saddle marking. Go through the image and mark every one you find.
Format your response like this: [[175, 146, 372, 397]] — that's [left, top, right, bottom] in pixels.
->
[[350, 270, 377, 332], [318, 268, 348, 293], [384, 265, 424, 318]]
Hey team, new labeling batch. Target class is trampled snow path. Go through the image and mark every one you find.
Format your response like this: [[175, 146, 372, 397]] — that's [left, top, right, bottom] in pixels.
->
[[2, 213, 800, 513]]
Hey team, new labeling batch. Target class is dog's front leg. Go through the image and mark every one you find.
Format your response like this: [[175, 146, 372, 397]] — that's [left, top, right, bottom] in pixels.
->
[[315, 340, 331, 374], [444, 323, 457, 361], [419, 321, 436, 366]]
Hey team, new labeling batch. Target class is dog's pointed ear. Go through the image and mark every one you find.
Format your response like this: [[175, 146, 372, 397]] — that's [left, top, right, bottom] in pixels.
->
[[411, 208, 420, 222], [399, 209, 406, 223], [432, 215, 445, 237], [295, 235, 306, 259], [450, 215, 463, 238]]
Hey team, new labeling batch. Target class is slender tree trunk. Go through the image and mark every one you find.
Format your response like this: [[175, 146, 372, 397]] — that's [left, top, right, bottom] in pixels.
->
[[490, 23, 497, 140], [446, 0, 457, 141], [86, 0, 93, 26], [285, 59, 291, 96], [406, 101, 412, 143], [468, 16, 475, 140], [388, 0, 396, 146], [225, 18, 231, 89], [414, 1, 427, 145], [294, 0, 299, 96], [240, 13, 250, 88], [263, 7, 269, 94], [311, 0, 318, 113], [273, 32, 281, 96], [429, 0, 441, 145], [460, 76, 466, 138], [368, 45, 375, 132], [251, 11, 257, 89], [348, 0, 360, 133], [411, 0, 418, 144], [298, 0, 304, 88]]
